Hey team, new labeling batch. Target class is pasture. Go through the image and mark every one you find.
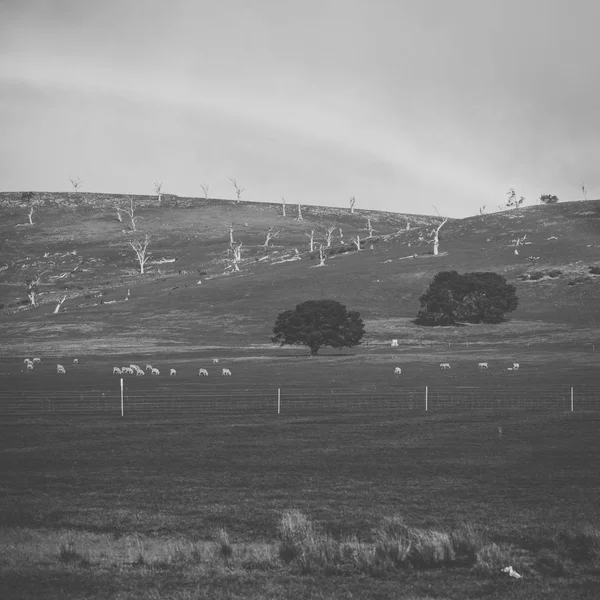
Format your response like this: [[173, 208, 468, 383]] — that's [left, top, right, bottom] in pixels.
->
[[1, 351, 600, 598]]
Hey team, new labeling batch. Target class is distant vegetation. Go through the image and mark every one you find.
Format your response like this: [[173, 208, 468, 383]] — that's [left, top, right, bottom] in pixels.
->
[[271, 299, 365, 355], [416, 271, 519, 326], [540, 194, 560, 204]]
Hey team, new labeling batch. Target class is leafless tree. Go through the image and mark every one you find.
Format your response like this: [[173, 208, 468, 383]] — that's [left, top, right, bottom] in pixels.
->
[[281, 197, 286, 216], [350, 196, 356, 214], [53, 294, 67, 314], [338, 227, 343, 241], [231, 241, 243, 271], [25, 273, 44, 306], [296, 202, 303, 221], [324, 226, 336, 247], [229, 223, 235, 248], [315, 243, 326, 267], [479, 205, 486, 215], [366, 217, 375, 237], [154, 181, 163, 203], [20, 192, 41, 225], [200, 182, 210, 200], [506, 188, 524, 209], [263, 226, 279, 248], [428, 206, 449, 256], [582, 183, 588, 200], [128, 234, 151, 274], [118, 196, 140, 231], [229, 178, 244, 203], [512, 234, 528, 255], [305, 229, 316, 252], [351, 234, 361, 251], [69, 177, 83, 192], [406, 220, 410, 231], [115, 203, 123, 223]]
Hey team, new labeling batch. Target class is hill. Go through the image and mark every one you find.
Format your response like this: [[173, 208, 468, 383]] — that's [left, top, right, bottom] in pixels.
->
[[1, 192, 600, 356]]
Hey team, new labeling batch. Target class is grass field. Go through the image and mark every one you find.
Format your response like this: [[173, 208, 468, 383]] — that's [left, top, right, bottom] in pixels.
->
[[1, 353, 600, 599]]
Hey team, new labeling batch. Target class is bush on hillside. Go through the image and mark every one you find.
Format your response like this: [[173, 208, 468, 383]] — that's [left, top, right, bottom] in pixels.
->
[[416, 271, 518, 326], [539, 194, 560, 204], [588, 265, 600, 275]]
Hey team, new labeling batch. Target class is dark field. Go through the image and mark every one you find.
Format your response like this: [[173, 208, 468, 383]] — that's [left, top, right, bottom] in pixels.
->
[[1, 356, 600, 598]]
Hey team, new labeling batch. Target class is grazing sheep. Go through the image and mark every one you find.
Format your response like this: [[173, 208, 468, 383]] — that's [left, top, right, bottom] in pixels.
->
[[440, 363, 451, 370], [222, 368, 232, 376], [26, 362, 34, 370], [170, 368, 176, 376], [121, 367, 134, 375], [513, 362, 520, 370], [212, 358, 219, 364], [394, 367, 402, 376], [73, 358, 79, 364], [113, 367, 122, 375], [478, 362, 489, 370], [135, 368, 145, 376], [24, 358, 32, 364], [198, 368, 209, 376], [145, 364, 153, 371], [56, 364, 66, 374], [391, 339, 399, 347], [151, 368, 160, 375], [33, 357, 41, 364]]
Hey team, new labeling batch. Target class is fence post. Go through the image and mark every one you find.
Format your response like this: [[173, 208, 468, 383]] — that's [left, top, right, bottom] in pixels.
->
[[278, 388, 281, 415], [571, 386, 573, 412], [120, 378, 124, 417], [425, 386, 428, 412]]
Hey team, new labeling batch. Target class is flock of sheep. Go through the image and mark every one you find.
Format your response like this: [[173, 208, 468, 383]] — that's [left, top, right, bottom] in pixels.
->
[[23, 357, 78, 374], [112, 360, 232, 377], [393, 362, 520, 375]]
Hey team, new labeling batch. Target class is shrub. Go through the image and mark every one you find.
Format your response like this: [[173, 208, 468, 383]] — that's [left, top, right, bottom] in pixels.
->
[[529, 271, 545, 281], [475, 542, 520, 575], [57, 538, 80, 564], [540, 194, 560, 204], [589, 265, 600, 275], [451, 523, 485, 565], [372, 516, 413, 570], [555, 526, 600, 563], [536, 548, 568, 576], [547, 269, 562, 278], [216, 528, 233, 564], [410, 529, 455, 568]]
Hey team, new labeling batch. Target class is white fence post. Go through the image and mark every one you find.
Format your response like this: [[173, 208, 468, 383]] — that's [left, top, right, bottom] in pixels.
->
[[121, 378, 124, 417], [425, 386, 428, 412], [571, 386, 573, 412], [278, 388, 281, 415]]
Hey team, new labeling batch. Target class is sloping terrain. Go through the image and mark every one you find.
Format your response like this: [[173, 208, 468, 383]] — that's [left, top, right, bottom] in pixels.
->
[[1, 192, 600, 355]]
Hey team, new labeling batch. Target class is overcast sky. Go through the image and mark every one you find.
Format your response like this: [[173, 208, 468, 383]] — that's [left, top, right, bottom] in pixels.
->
[[1, 0, 598, 217]]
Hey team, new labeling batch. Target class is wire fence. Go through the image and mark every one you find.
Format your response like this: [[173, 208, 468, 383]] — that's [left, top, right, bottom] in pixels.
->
[[1, 380, 599, 420]]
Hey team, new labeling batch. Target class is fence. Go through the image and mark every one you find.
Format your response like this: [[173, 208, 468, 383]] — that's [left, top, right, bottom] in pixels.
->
[[1, 380, 599, 420]]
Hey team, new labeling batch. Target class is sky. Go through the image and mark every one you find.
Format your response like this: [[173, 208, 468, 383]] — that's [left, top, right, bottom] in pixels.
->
[[1, 0, 598, 217]]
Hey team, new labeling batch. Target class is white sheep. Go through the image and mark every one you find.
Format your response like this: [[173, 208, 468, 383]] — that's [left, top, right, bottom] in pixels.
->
[[33, 357, 41, 364], [212, 358, 219, 364], [198, 368, 209, 376], [513, 362, 520, 370], [145, 364, 153, 371], [56, 364, 66, 374], [151, 368, 160, 375], [73, 358, 79, 364], [26, 362, 34, 370], [222, 368, 232, 376], [169, 368, 176, 376], [478, 362, 488, 370], [113, 367, 122, 375], [394, 367, 402, 376], [121, 367, 134, 375], [440, 363, 451, 370]]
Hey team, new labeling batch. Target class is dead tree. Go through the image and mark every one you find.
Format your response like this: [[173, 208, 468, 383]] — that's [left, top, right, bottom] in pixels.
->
[[69, 177, 83, 192], [281, 197, 286, 216], [231, 241, 242, 271], [315, 243, 326, 267], [338, 227, 343, 242], [25, 273, 44, 306], [53, 295, 67, 314], [296, 202, 303, 221], [128, 234, 151, 274], [351, 235, 361, 251], [429, 206, 448, 255], [350, 196, 356, 214], [229, 178, 244, 203], [20, 192, 41, 225], [229, 223, 235, 248], [154, 181, 163, 203], [115, 203, 123, 222], [118, 196, 140, 231], [512, 234, 527, 255], [582, 184, 588, 200], [479, 205, 486, 215], [305, 229, 316, 252], [366, 217, 375, 237], [406, 220, 410, 231], [263, 226, 279, 248], [200, 183, 210, 200], [324, 226, 336, 247]]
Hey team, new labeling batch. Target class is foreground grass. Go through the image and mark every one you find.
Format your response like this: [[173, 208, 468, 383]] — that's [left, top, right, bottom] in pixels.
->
[[1, 513, 599, 599]]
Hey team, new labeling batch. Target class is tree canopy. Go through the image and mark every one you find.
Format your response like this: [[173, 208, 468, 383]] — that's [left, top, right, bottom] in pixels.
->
[[271, 299, 365, 355], [416, 271, 518, 326], [539, 194, 559, 204]]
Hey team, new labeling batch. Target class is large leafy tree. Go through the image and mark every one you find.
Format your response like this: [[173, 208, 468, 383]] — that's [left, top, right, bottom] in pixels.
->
[[416, 271, 518, 325], [272, 300, 365, 355]]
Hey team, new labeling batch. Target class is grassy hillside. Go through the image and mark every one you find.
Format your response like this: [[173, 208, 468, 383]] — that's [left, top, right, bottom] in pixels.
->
[[1, 192, 600, 355]]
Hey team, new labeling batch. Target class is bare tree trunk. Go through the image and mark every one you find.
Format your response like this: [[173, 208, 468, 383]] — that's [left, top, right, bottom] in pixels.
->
[[297, 203, 303, 221], [350, 196, 356, 214], [281, 197, 286, 216], [54, 295, 67, 314], [432, 218, 448, 256], [27, 208, 34, 225]]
